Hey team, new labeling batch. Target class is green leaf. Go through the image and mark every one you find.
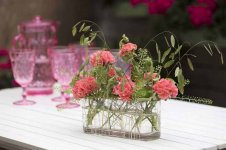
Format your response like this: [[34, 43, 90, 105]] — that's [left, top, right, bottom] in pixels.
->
[[82, 26, 90, 32], [84, 37, 90, 45], [156, 43, 161, 63], [155, 43, 159, 52], [164, 36, 170, 47], [135, 88, 152, 98], [70, 76, 79, 87], [90, 32, 97, 43], [208, 44, 213, 54], [165, 78, 175, 83], [119, 40, 123, 48], [214, 44, 221, 54], [161, 48, 171, 63], [79, 23, 85, 32], [187, 58, 194, 71], [169, 53, 175, 59], [177, 69, 185, 94], [64, 88, 72, 94], [164, 60, 174, 68], [220, 53, 224, 64], [170, 35, 175, 47], [72, 27, 77, 36], [122, 34, 129, 42], [213, 44, 224, 64], [175, 45, 182, 55], [106, 77, 116, 97], [204, 45, 213, 56], [80, 34, 85, 45], [174, 67, 180, 77], [189, 54, 197, 58]]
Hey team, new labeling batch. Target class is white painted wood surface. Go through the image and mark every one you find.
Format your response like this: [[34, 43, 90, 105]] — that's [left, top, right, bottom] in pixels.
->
[[0, 88, 225, 150]]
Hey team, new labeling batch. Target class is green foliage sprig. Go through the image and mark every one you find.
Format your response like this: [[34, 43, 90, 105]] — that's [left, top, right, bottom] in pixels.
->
[[72, 20, 109, 49], [71, 20, 224, 102], [142, 31, 224, 94], [71, 20, 224, 130]]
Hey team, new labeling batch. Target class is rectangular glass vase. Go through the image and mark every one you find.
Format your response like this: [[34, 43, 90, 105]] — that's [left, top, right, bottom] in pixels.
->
[[82, 99, 160, 140]]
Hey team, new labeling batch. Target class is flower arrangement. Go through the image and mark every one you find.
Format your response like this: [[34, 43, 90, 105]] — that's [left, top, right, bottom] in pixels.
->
[[70, 20, 223, 140], [130, 0, 226, 32]]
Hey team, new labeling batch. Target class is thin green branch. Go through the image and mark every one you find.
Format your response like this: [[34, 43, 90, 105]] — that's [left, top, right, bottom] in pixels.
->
[[144, 31, 179, 49]]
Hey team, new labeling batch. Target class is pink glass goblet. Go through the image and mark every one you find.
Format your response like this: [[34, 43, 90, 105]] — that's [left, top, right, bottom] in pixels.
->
[[111, 49, 131, 76], [68, 44, 101, 66], [68, 43, 86, 64], [82, 47, 101, 70], [9, 50, 36, 105], [52, 46, 79, 109], [48, 47, 65, 102]]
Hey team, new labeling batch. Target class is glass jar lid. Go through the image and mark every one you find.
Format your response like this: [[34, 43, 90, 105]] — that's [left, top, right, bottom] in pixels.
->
[[19, 16, 55, 28]]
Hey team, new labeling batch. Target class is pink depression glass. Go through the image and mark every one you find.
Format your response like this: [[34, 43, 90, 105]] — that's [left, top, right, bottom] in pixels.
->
[[68, 44, 86, 64], [111, 49, 131, 76], [83, 47, 101, 70], [13, 16, 58, 95], [68, 45, 101, 66], [9, 50, 36, 105], [48, 47, 64, 102], [51, 46, 79, 109]]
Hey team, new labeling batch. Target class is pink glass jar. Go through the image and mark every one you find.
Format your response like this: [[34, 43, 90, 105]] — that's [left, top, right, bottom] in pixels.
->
[[12, 16, 58, 95]]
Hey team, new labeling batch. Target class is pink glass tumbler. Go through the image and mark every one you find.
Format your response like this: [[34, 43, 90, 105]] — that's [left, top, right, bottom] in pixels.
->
[[9, 50, 36, 105], [51, 46, 79, 109]]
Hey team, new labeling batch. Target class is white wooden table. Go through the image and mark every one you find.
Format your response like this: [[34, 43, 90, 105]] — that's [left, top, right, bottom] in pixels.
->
[[0, 88, 225, 150]]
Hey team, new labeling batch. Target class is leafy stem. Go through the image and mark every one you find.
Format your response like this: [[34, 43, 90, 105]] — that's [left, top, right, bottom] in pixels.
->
[[143, 31, 178, 49], [168, 40, 224, 76], [72, 20, 110, 49]]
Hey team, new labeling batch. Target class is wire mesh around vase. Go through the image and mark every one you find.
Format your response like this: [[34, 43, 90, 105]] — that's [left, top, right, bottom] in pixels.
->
[[82, 99, 161, 140]]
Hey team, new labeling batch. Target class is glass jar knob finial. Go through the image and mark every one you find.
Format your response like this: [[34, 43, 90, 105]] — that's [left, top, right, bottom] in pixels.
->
[[33, 16, 42, 23]]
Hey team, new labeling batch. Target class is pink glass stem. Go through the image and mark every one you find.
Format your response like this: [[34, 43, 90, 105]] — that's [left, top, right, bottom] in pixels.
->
[[13, 86, 36, 106], [60, 91, 64, 100], [64, 93, 71, 104], [51, 90, 65, 102], [56, 87, 80, 109], [22, 87, 27, 102]]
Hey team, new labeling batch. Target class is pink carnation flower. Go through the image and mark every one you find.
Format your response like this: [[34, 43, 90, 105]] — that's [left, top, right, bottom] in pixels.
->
[[119, 43, 137, 57], [113, 79, 135, 101], [72, 76, 97, 99], [144, 72, 158, 80], [153, 78, 178, 100], [116, 74, 131, 82], [108, 68, 116, 77], [187, 5, 213, 27], [90, 50, 116, 66], [148, 0, 175, 14]]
